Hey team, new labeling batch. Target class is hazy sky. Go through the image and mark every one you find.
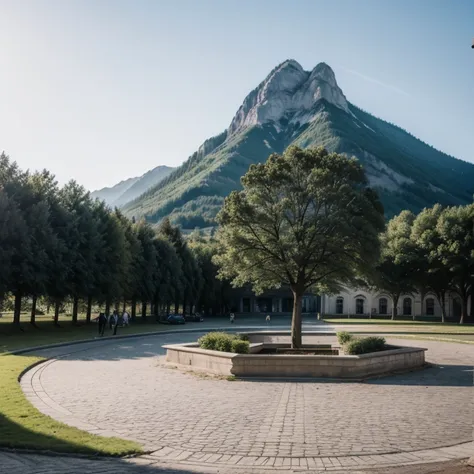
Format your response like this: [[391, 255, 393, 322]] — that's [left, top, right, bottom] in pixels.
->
[[1, 0, 473, 191]]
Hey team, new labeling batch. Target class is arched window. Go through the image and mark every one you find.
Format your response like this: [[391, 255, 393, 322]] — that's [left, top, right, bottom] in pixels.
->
[[379, 298, 388, 315], [356, 298, 364, 315], [403, 298, 412, 315], [426, 298, 435, 315], [336, 297, 344, 314]]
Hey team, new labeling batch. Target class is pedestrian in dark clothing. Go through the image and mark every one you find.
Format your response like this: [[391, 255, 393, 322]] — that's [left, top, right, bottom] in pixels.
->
[[97, 312, 107, 336]]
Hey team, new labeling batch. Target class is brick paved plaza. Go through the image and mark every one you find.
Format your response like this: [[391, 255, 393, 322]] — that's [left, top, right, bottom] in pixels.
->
[[9, 325, 474, 473]]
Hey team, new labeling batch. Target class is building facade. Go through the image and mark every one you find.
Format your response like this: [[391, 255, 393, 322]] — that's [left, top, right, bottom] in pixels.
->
[[232, 285, 468, 321], [322, 288, 468, 320], [230, 286, 320, 314]]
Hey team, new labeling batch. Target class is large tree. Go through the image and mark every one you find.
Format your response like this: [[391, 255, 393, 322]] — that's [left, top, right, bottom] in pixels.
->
[[411, 204, 452, 322], [373, 211, 417, 320], [215, 146, 385, 348], [434, 204, 474, 323]]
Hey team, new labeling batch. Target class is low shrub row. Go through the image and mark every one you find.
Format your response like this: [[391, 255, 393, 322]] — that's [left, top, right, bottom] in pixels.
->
[[336, 331, 386, 355], [344, 336, 386, 355], [198, 332, 250, 354]]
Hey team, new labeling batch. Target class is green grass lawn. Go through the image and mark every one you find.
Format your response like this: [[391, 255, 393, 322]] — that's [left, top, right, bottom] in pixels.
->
[[0, 316, 171, 354], [324, 318, 474, 333], [0, 353, 143, 455], [0, 314, 183, 455]]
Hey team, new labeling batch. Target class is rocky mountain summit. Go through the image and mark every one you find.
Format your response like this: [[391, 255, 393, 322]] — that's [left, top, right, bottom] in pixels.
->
[[122, 59, 474, 229], [229, 60, 348, 134]]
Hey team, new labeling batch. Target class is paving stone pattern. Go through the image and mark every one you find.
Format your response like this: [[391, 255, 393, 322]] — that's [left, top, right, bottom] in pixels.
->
[[15, 329, 474, 473]]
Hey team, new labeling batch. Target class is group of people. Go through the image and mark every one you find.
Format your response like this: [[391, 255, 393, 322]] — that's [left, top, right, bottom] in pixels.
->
[[96, 309, 130, 337]]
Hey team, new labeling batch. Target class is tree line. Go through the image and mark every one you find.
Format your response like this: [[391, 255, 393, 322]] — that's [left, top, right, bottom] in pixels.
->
[[374, 203, 474, 323], [0, 153, 231, 327]]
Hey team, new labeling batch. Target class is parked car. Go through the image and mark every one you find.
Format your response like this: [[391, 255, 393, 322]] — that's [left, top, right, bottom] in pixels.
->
[[167, 314, 185, 324], [184, 313, 204, 322]]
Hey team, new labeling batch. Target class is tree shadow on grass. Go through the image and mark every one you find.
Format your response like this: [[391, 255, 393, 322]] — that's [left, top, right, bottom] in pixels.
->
[[0, 413, 205, 473], [0, 447, 208, 474], [0, 413, 137, 457]]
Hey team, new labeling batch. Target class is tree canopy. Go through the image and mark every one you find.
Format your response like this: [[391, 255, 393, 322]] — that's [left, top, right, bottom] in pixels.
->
[[215, 146, 385, 347], [0, 153, 219, 326], [372, 203, 474, 323]]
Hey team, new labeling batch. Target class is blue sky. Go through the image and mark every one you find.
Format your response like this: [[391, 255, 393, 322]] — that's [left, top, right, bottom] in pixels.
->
[[1, 0, 473, 190]]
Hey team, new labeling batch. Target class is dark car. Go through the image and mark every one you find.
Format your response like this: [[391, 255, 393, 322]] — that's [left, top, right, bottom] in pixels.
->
[[167, 314, 185, 324], [184, 313, 204, 322]]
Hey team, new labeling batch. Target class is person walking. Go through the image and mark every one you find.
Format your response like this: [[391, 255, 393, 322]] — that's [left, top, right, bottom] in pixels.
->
[[109, 311, 116, 330], [113, 313, 119, 335], [122, 310, 129, 327], [266, 314, 271, 325], [230, 313, 235, 324], [96, 312, 107, 337]]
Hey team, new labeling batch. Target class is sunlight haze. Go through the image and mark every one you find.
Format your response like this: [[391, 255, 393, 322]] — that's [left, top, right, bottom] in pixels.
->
[[1, 0, 473, 191]]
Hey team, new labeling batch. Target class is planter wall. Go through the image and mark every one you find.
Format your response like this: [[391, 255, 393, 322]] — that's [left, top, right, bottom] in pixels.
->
[[164, 332, 427, 380]]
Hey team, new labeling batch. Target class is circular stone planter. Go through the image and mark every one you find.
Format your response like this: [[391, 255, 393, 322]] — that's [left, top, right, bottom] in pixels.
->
[[164, 331, 427, 379]]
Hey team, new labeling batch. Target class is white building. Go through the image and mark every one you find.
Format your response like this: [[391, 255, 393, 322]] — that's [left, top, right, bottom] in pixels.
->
[[322, 288, 467, 320]]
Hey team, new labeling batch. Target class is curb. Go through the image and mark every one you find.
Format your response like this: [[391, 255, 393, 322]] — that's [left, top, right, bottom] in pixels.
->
[[6, 325, 290, 356], [7, 325, 337, 356]]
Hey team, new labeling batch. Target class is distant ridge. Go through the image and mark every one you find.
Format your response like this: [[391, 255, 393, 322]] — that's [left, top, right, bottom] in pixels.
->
[[91, 165, 174, 208]]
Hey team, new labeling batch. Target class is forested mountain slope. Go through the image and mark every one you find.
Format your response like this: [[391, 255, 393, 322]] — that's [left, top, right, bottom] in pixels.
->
[[123, 60, 474, 228]]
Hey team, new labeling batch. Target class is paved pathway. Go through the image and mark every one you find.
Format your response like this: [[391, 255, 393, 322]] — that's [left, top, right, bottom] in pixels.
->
[[13, 328, 474, 473]]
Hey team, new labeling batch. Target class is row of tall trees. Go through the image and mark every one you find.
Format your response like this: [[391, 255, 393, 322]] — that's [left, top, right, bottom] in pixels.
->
[[373, 203, 474, 323], [0, 153, 228, 327]]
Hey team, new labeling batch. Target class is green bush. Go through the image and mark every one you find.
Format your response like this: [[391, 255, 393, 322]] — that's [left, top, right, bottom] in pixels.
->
[[198, 332, 248, 353], [337, 331, 353, 345], [198, 332, 230, 351], [345, 336, 386, 355], [215, 334, 234, 352], [231, 339, 250, 354], [237, 333, 250, 342]]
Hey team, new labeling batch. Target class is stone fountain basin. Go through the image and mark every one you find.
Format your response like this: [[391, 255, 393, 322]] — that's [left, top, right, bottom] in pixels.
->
[[163, 331, 427, 380]]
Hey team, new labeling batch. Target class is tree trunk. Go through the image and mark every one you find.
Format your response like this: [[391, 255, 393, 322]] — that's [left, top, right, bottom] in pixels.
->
[[54, 299, 61, 327], [391, 294, 399, 320], [291, 291, 303, 349], [131, 297, 137, 321], [141, 301, 147, 320], [418, 287, 426, 318], [13, 291, 22, 325], [30, 294, 37, 326], [122, 298, 126, 313], [440, 292, 446, 323], [154, 299, 159, 320], [86, 296, 92, 323], [174, 301, 179, 314], [72, 296, 79, 324], [166, 302, 171, 317], [182, 298, 187, 317], [105, 300, 111, 317], [460, 296, 468, 324], [469, 290, 474, 322]]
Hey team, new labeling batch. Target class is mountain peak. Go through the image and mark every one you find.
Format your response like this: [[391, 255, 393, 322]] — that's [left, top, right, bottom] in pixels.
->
[[229, 60, 348, 133], [277, 59, 303, 71], [311, 62, 336, 82]]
